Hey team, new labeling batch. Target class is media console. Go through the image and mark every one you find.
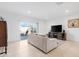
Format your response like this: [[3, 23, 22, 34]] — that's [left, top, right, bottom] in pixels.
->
[[48, 32, 66, 40], [48, 25, 66, 40]]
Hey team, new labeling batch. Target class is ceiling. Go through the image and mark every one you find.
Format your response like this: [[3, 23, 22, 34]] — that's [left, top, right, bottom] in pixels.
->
[[0, 2, 79, 20]]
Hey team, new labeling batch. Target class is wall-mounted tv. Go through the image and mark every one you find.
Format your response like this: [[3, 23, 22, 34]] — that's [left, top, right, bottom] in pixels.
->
[[51, 25, 62, 32]]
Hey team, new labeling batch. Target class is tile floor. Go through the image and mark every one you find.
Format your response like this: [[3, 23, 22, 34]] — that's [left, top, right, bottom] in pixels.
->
[[0, 40, 79, 57]]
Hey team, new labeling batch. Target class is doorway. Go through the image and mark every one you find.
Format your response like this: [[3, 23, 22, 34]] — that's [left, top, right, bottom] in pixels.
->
[[19, 21, 38, 40]]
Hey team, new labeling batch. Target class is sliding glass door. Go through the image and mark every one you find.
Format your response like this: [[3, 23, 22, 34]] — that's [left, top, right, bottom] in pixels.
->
[[19, 21, 38, 40]]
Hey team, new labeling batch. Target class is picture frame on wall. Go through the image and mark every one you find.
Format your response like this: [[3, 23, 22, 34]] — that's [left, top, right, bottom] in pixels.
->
[[68, 19, 79, 28]]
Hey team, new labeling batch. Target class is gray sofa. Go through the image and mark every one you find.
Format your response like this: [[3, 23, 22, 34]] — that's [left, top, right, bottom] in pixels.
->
[[28, 34, 58, 53]]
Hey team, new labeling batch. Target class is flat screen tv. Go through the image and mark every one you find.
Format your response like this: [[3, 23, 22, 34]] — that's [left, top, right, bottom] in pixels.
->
[[51, 25, 62, 32]]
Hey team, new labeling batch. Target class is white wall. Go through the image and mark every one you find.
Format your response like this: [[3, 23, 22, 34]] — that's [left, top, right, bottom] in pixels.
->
[[1, 2, 79, 42], [46, 13, 79, 41], [18, 16, 46, 35], [0, 10, 45, 42], [0, 10, 20, 42], [1, 8, 79, 42], [1, 10, 79, 42]]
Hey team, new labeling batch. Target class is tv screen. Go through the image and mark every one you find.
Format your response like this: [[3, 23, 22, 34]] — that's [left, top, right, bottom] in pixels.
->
[[51, 25, 62, 32]]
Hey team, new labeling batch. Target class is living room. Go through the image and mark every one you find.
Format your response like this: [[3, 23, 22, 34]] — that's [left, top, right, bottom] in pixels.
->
[[0, 2, 79, 57]]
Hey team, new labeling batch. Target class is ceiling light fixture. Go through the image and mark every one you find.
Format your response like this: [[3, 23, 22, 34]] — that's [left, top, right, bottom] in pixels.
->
[[65, 9, 69, 13], [27, 10, 32, 14]]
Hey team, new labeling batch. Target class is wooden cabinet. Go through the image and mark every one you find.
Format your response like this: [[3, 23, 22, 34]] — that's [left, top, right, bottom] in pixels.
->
[[0, 21, 7, 54]]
